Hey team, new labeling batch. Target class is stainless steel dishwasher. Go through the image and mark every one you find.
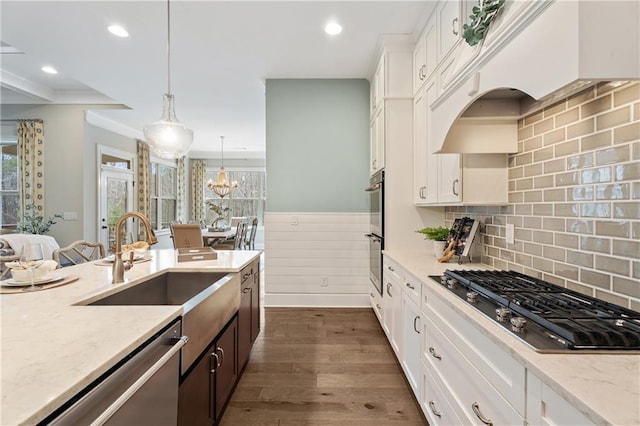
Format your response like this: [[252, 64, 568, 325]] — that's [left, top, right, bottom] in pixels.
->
[[44, 319, 187, 426]]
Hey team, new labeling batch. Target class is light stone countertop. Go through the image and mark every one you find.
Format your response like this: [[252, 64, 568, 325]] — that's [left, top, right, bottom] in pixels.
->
[[0, 249, 262, 426], [384, 249, 640, 426]]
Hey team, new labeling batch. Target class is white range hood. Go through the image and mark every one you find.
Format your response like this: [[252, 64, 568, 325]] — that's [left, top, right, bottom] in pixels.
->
[[432, 0, 640, 154]]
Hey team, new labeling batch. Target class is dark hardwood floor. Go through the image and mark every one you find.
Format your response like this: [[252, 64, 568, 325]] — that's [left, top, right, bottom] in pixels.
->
[[219, 307, 427, 425]]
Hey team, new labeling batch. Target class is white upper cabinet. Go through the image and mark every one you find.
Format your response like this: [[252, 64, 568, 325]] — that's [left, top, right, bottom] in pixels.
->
[[437, 0, 462, 60], [412, 14, 437, 95], [369, 41, 412, 176]]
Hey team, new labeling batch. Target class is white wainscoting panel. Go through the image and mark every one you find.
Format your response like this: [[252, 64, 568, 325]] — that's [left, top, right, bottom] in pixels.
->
[[264, 212, 370, 307]]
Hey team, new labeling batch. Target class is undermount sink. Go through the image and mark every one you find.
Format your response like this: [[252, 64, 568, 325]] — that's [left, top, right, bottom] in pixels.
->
[[87, 271, 241, 374]]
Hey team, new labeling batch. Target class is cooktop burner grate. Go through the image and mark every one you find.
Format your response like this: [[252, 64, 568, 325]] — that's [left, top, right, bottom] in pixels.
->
[[442, 270, 640, 350]]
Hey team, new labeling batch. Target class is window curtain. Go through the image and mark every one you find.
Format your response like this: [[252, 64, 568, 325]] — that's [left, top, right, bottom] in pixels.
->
[[191, 160, 206, 221], [136, 140, 151, 218], [177, 157, 186, 222], [16, 120, 45, 216]]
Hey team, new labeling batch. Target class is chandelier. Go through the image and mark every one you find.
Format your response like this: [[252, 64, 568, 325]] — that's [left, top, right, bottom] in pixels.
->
[[207, 136, 238, 198], [143, 0, 193, 159]]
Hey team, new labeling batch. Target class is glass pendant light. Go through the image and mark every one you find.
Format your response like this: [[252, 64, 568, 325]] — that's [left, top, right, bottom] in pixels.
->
[[207, 136, 238, 198], [143, 0, 193, 159]]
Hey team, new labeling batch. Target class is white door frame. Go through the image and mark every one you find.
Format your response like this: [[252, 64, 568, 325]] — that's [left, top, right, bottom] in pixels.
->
[[97, 145, 136, 250]]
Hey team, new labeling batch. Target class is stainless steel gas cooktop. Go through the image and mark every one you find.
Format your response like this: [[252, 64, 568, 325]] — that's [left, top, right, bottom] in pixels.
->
[[430, 270, 640, 353]]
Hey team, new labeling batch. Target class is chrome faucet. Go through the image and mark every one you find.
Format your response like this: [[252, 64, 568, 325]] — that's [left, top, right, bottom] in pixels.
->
[[112, 212, 158, 284]]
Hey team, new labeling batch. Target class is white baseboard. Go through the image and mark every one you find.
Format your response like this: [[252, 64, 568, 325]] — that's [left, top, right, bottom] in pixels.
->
[[265, 292, 370, 307]]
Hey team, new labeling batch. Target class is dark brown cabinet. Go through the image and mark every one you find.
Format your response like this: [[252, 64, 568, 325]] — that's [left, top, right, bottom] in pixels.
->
[[238, 259, 261, 370], [178, 317, 238, 426], [178, 259, 261, 425]]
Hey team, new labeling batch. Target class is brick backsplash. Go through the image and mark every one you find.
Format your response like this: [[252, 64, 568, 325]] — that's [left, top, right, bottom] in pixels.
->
[[445, 81, 640, 309]]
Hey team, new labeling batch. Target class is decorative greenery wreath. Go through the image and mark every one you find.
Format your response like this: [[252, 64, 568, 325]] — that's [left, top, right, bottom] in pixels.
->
[[462, 0, 506, 46]]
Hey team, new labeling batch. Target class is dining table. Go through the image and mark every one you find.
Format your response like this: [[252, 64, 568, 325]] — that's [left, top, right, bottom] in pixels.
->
[[201, 228, 235, 246]]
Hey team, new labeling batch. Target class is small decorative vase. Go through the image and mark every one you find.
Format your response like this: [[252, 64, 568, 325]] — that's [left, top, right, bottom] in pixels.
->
[[433, 241, 446, 258]]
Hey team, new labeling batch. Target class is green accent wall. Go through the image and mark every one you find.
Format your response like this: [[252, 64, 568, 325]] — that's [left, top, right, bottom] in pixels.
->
[[265, 79, 370, 212]]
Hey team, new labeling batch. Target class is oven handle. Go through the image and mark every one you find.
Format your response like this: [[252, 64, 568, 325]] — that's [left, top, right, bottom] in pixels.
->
[[365, 183, 381, 192], [364, 233, 382, 243], [89, 335, 188, 426]]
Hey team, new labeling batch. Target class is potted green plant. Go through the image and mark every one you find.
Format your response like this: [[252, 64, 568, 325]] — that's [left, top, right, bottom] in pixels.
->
[[416, 226, 450, 258], [16, 203, 63, 235]]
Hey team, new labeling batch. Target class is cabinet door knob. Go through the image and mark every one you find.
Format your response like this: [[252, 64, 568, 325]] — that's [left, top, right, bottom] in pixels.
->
[[429, 400, 442, 418], [452, 17, 459, 35], [452, 179, 459, 196], [472, 402, 493, 425], [429, 346, 442, 360]]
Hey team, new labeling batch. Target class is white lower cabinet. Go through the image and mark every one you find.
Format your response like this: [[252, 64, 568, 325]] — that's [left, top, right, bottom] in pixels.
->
[[421, 360, 464, 425], [527, 371, 595, 426], [401, 291, 422, 397], [423, 314, 523, 426], [382, 273, 402, 356], [369, 290, 382, 324]]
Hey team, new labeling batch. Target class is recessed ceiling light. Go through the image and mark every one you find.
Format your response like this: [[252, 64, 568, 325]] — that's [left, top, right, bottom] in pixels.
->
[[108, 25, 129, 38], [324, 21, 342, 36], [41, 66, 58, 74]]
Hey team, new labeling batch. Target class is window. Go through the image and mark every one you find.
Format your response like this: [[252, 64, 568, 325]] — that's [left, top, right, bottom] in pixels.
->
[[204, 169, 266, 226], [0, 142, 19, 229], [150, 160, 177, 230]]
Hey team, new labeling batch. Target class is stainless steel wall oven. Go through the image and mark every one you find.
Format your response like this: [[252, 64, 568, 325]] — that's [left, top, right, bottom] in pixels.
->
[[365, 169, 384, 295]]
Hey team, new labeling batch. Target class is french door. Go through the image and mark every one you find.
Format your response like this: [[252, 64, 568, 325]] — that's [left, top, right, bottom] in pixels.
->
[[98, 146, 135, 253]]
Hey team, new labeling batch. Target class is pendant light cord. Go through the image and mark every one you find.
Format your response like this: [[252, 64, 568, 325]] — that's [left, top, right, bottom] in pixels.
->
[[220, 136, 225, 167], [166, 0, 172, 95]]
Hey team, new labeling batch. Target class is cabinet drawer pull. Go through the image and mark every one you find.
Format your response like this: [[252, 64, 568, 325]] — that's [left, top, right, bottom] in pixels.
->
[[211, 352, 220, 372], [387, 283, 393, 297], [429, 346, 442, 360], [370, 292, 374, 298], [452, 17, 459, 35], [452, 179, 459, 196], [429, 400, 442, 418], [405, 282, 415, 290], [216, 347, 225, 366], [376, 304, 382, 310], [242, 288, 251, 293], [242, 272, 251, 280], [387, 265, 395, 272], [413, 316, 421, 333], [472, 402, 493, 425]]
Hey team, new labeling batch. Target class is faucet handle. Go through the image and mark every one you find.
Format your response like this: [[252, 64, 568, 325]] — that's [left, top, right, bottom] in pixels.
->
[[123, 251, 135, 272]]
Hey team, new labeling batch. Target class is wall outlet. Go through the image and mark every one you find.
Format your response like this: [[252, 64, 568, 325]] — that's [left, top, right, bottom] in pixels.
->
[[321, 276, 329, 287], [291, 215, 298, 226], [506, 224, 515, 245], [63, 212, 78, 221]]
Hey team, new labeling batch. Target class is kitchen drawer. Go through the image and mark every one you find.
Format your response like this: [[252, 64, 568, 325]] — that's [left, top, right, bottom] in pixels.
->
[[422, 281, 526, 415], [423, 315, 523, 426], [421, 360, 464, 426], [383, 256, 402, 283], [401, 270, 422, 307]]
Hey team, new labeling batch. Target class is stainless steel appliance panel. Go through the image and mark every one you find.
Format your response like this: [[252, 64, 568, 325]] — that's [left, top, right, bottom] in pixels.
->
[[47, 320, 185, 426]]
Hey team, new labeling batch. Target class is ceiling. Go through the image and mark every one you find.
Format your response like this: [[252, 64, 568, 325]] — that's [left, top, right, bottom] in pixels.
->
[[0, 1, 434, 158]]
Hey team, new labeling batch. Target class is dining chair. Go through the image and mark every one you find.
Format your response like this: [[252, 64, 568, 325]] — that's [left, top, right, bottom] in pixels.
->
[[214, 221, 247, 250], [52, 240, 105, 267], [170, 223, 204, 249], [244, 217, 258, 250]]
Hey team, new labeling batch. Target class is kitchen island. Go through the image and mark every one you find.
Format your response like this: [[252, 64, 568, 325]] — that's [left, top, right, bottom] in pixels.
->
[[0, 249, 262, 426], [383, 249, 640, 426]]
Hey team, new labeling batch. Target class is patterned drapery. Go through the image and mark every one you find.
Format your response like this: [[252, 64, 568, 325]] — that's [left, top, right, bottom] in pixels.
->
[[191, 160, 206, 221], [177, 157, 186, 222], [136, 140, 151, 218], [17, 120, 45, 216]]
